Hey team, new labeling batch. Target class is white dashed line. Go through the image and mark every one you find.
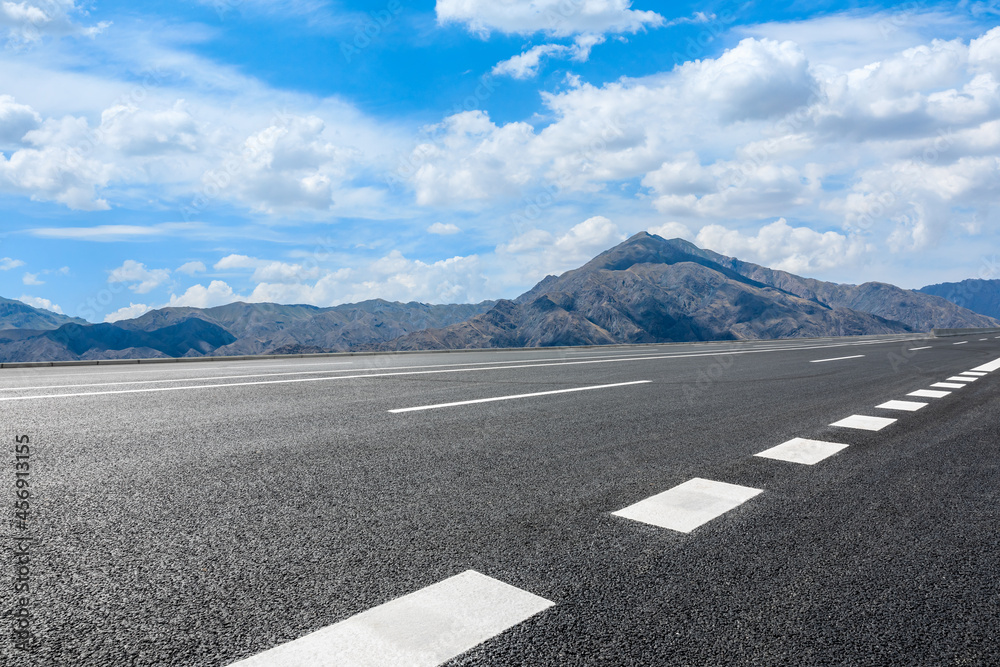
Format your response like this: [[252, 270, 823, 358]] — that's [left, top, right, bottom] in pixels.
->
[[972, 357, 1000, 372], [961, 371, 988, 376], [954, 341, 969, 345], [754, 438, 848, 465], [931, 382, 966, 389], [876, 400, 928, 412], [388, 381, 651, 413], [227, 570, 552, 667], [612, 478, 763, 533], [946, 376, 977, 382], [809, 355, 865, 363], [908, 389, 951, 398], [830, 415, 897, 431], [908, 346, 933, 351]]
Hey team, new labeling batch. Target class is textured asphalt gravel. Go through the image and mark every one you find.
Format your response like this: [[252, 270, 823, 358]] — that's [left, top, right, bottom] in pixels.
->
[[1, 333, 998, 666]]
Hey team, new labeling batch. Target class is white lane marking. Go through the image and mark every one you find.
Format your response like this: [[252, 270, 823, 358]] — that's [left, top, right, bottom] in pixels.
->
[[908, 346, 933, 351], [830, 415, 897, 431], [946, 376, 977, 382], [971, 357, 1000, 372], [981, 338, 989, 341], [876, 400, 928, 412], [388, 381, 650, 413], [954, 341, 969, 345], [809, 355, 865, 363], [0, 337, 929, 402], [226, 570, 552, 667], [909, 389, 951, 398], [0, 360, 356, 381], [612, 478, 763, 533], [754, 438, 848, 465], [931, 382, 966, 389], [961, 371, 988, 376]]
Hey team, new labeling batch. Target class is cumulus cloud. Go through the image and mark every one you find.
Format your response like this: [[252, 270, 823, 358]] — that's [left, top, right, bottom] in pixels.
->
[[22, 272, 43, 285], [436, 0, 663, 38], [104, 302, 152, 323], [99, 101, 200, 156], [427, 222, 461, 235], [1, 257, 25, 270], [19, 294, 63, 314], [0, 95, 41, 144], [695, 219, 871, 274], [492, 35, 605, 79], [176, 261, 206, 275], [107, 260, 171, 294], [496, 216, 627, 281], [214, 254, 321, 283], [167, 280, 243, 308]]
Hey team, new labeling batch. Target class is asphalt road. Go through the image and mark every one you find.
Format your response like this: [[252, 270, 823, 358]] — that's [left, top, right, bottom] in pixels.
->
[[2, 333, 999, 666]]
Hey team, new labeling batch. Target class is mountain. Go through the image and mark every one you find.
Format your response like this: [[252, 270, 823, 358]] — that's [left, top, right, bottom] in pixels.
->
[[0, 318, 237, 363], [383, 232, 931, 350], [115, 299, 497, 355], [642, 238, 998, 332], [0, 299, 496, 362], [918, 279, 1000, 320], [0, 296, 87, 330]]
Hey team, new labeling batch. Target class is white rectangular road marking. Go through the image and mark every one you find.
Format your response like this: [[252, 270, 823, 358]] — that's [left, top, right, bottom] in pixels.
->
[[830, 415, 897, 431], [612, 478, 763, 533], [961, 371, 988, 376], [754, 438, 848, 465], [227, 570, 553, 667], [946, 376, 977, 382], [972, 357, 1000, 372], [876, 400, 928, 412], [954, 341, 969, 345], [388, 381, 650, 413], [932, 382, 966, 389], [908, 346, 933, 351], [909, 389, 951, 398], [809, 355, 865, 363]]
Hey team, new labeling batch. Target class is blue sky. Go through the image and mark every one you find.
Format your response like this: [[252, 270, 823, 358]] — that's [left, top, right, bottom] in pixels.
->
[[1, 0, 999, 322]]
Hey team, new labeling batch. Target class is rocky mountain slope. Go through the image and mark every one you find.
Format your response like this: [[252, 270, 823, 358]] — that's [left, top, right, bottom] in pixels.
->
[[384, 233, 927, 350], [0, 297, 87, 330], [919, 279, 1000, 320]]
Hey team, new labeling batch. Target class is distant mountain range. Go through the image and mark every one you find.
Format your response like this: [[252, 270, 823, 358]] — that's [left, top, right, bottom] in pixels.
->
[[1, 233, 997, 362], [384, 233, 996, 350], [919, 279, 1000, 320]]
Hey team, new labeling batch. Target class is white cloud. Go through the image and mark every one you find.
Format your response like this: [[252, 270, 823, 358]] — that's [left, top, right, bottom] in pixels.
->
[[0, 143, 113, 210], [0, 0, 110, 46], [176, 260, 206, 275], [22, 271, 43, 285], [492, 34, 607, 79], [167, 280, 243, 308], [1, 257, 25, 270], [436, 0, 664, 38], [0, 95, 40, 144], [427, 222, 461, 235], [107, 260, 171, 294], [99, 100, 200, 156], [647, 221, 694, 241], [496, 216, 627, 281], [30, 223, 204, 241], [19, 294, 63, 314], [694, 219, 871, 274], [214, 254, 321, 283], [104, 302, 152, 323]]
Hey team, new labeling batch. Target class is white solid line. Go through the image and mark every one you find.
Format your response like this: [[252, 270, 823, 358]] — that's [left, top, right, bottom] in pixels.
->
[[931, 382, 966, 389], [226, 570, 553, 667], [830, 415, 897, 431], [754, 438, 848, 465], [909, 389, 950, 398], [946, 376, 977, 382], [954, 341, 969, 345], [908, 346, 933, 351], [0, 337, 928, 402], [876, 400, 928, 412], [810, 355, 865, 363], [971, 357, 1000, 372], [388, 381, 651, 413], [612, 478, 763, 533]]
